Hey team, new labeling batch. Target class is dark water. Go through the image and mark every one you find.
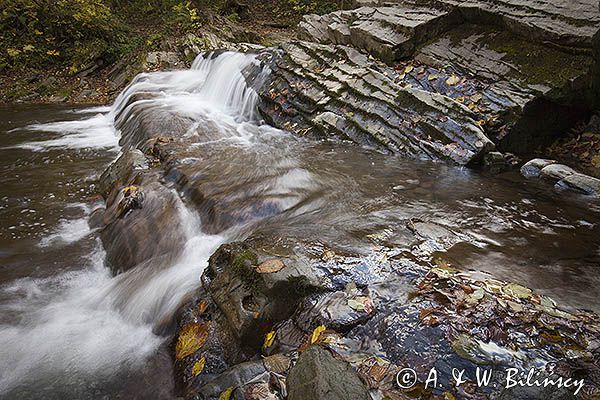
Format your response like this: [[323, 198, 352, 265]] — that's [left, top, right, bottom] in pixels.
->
[[1, 64, 600, 398]]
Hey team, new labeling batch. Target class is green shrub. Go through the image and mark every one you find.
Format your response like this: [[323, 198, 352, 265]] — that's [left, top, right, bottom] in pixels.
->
[[1, 0, 118, 70]]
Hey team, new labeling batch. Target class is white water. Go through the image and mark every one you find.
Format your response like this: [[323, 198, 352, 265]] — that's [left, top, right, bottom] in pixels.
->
[[17, 113, 119, 152], [39, 203, 92, 248], [0, 51, 267, 396]]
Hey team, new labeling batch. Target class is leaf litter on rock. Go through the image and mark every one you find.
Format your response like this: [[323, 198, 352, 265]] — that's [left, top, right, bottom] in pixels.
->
[[176, 321, 210, 360], [256, 259, 285, 274]]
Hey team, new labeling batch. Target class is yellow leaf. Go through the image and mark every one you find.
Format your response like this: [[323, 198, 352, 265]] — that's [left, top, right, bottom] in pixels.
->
[[263, 330, 276, 348], [176, 322, 210, 360], [310, 325, 326, 344], [7, 48, 21, 57], [122, 185, 138, 193], [471, 93, 483, 103], [23, 45, 35, 52], [428, 74, 439, 81], [404, 65, 413, 73], [256, 259, 285, 274], [445, 75, 460, 85], [47, 50, 60, 56], [219, 387, 234, 400], [192, 357, 206, 376]]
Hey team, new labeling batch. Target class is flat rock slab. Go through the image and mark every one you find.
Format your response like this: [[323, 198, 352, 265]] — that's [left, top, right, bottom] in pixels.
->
[[299, 4, 460, 63], [300, 0, 600, 61]]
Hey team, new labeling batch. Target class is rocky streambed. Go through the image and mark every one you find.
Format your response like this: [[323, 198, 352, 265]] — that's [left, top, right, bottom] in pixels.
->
[[90, 0, 600, 396], [2, 1, 600, 399]]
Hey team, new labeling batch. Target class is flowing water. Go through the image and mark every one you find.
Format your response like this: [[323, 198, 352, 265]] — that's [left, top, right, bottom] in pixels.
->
[[1, 52, 600, 399]]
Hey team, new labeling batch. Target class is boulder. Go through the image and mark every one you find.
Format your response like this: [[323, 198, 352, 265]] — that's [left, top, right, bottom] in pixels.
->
[[287, 346, 370, 400], [202, 240, 326, 348], [556, 173, 600, 195], [539, 164, 577, 181], [520, 158, 556, 178]]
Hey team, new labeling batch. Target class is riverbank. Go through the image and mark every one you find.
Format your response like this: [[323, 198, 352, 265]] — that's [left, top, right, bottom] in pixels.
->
[[0, 0, 344, 105]]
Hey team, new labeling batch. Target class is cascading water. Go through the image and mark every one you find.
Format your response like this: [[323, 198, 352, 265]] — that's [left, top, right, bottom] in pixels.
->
[[2, 49, 600, 400], [0, 51, 270, 398]]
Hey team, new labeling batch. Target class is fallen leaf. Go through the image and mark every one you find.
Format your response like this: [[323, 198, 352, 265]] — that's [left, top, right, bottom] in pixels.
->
[[404, 65, 414, 73], [263, 330, 276, 348], [263, 353, 291, 373], [502, 283, 532, 299], [197, 300, 208, 315], [471, 93, 483, 103], [176, 322, 210, 360], [446, 75, 460, 85], [256, 259, 285, 274], [310, 325, 326, 344], [428, 74, 439, 81], [419, 308, 435, 320], [192, 357, 206, 376], [444, 392, 457, 400], [219, 387, 234, 400], [348, 296, 374, 313]]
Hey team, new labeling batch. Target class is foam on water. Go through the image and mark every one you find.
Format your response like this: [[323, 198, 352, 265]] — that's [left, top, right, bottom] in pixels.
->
[[0, 51, 265, 396], [17, 113, 119, 152], [38, 203, 93, 247], [0, 200, 225, 395]]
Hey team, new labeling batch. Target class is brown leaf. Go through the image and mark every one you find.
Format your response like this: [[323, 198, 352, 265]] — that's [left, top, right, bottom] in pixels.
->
[[176, 322, 210, 360], [263, 353, 291, 373], [419, 308, 435, 320], [197, 300, 208, 315], [256, 259, 285, 274]]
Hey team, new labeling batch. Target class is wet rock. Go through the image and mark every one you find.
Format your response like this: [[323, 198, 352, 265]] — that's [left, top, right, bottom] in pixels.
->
[[520, 159, 600, 196], [520, 158, 556, 178], [289, 0, 599, 158], [202, 240, 326, 348], [293, 289, 375, 333], [287, 345, 370, 400], [101, 180, 187, 274], [556, 173, 600, 195], [98, 149, 149, 197], [252, 42, 493, 165], [146, 51, 183, 69], [540, 164, 577, 181], [482, 151, 519, 173], [195, 359, 267, 399]]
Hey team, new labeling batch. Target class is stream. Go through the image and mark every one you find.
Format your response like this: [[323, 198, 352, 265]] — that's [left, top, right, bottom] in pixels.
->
[[1, 52, 600, 399]]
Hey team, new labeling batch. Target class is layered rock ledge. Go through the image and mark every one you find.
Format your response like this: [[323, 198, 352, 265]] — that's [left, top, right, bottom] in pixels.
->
[[246, 0, 600, 165]]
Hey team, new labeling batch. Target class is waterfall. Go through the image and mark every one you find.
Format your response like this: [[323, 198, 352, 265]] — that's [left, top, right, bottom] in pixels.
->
[[0, 50, 268, 397]]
